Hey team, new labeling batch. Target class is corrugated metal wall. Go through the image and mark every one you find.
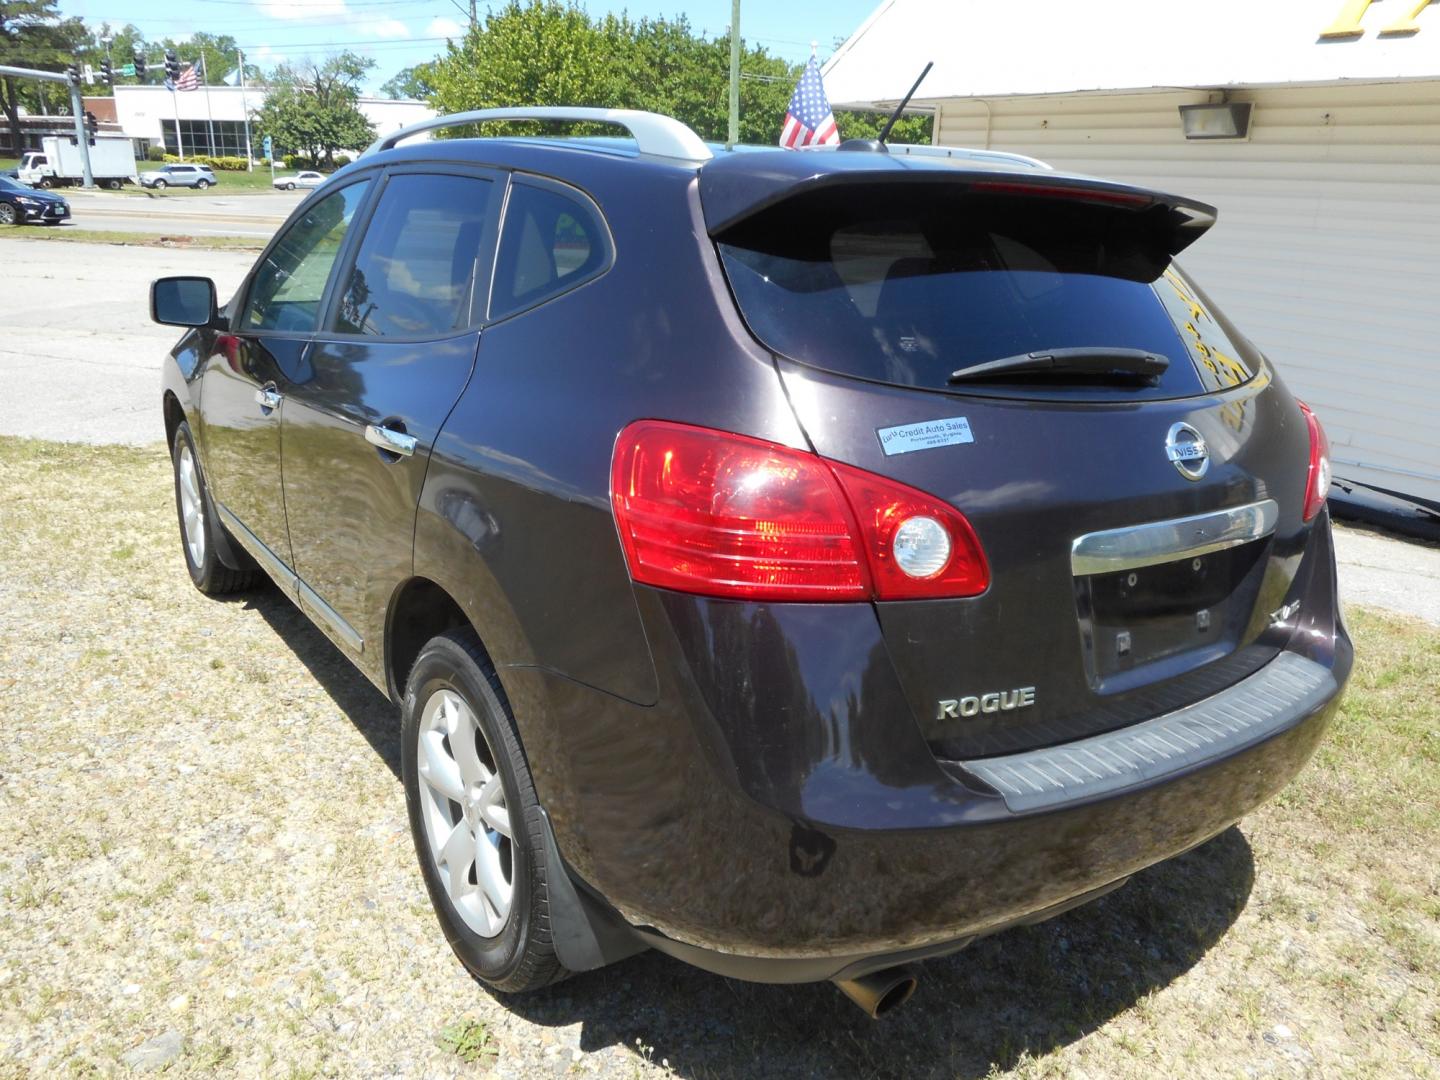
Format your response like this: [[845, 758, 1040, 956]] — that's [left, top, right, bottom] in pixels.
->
[[936, 82, 1440, 505]]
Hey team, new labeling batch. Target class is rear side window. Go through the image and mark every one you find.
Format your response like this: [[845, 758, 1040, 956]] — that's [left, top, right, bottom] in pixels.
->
[[332, 172, 496, 338], [491, 179, 610, 320], [244, 181, 368, 333], [718, 185, 1253, 400]]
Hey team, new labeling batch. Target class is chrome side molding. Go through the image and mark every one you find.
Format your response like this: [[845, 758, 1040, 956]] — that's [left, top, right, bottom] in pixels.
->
[[215, 503, 364, 654], [1070, 499, 1279, 577]]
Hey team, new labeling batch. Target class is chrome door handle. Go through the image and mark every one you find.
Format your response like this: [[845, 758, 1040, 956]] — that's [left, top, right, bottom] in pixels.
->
[[364, 423, 417, 458], [254, 385, 282, 411]]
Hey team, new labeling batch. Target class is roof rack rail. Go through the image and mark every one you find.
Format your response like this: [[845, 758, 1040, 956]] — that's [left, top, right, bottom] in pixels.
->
[[364, 107, 713, 162], [884, 143, 1052, 170]]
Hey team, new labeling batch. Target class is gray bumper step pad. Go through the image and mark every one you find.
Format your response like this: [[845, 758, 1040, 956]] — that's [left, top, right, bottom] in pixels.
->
[[962, 651, 1336, 813]]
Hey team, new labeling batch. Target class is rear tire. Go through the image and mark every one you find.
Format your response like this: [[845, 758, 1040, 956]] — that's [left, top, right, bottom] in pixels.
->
[[0, 204, 15, 225], [171, 421, 259, 596], [402, 630, 566, 993]]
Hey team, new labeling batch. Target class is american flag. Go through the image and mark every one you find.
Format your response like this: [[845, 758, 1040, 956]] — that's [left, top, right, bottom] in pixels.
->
[[175, 63, 200, 92], [780, 56, 839, 149]]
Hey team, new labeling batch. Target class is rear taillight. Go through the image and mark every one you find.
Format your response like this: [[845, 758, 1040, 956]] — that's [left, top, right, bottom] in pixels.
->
[[610, 421, 989, 603], [1298, 400, 1331, 523]]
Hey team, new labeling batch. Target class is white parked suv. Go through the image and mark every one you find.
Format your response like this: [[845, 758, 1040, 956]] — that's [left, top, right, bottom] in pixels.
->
[[273, 170, 325, 191], [139, 163, 218, 190]]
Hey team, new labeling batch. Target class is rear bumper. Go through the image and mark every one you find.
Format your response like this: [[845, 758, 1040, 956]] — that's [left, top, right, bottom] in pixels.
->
[[516, 516, 1350, 982]]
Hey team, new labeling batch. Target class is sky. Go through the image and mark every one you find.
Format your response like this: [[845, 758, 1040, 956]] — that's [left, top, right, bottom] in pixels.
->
[[60, 0, 881, 91]]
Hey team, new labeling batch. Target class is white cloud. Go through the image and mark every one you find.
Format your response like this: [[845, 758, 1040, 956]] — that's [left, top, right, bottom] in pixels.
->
[[361, 17, 411, 39], [255, 0, 350, 21], [426, 16, 465, 38]]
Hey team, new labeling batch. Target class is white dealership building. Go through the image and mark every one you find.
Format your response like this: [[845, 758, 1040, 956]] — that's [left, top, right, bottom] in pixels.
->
[[110, 84, 434, 160], [827, 0, 1440, 511]]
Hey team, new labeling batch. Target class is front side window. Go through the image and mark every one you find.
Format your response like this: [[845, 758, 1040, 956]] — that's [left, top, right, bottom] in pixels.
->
[[491, 179, 610, 320], [244, 181, 368, 333], [332, 173, 496, 338]]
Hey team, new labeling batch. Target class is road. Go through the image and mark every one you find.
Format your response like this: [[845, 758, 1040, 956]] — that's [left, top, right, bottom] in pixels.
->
[[0, 236, 251, 444], [57, 188, 297, 238], [0, 235, 1436, 626]]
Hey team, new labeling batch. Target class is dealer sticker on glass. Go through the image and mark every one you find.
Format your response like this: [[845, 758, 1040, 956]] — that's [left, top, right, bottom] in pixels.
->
[[876, 416, 974, 456]]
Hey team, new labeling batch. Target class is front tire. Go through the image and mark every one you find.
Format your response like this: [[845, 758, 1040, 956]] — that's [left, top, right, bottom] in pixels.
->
[[285, 182, 296, 191], [402, 630, 565, 993], [152, 178, 167, 189], [171, 421, 259, 595], [195, 179, 210, 190]]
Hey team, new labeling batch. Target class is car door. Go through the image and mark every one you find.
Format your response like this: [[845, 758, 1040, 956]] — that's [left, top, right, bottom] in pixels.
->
[[279, 166, 502, 675], [198, 178, 372, 569]]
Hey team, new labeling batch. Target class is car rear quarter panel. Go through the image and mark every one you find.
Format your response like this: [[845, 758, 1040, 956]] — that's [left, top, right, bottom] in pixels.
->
[[413, 164, 805, 795]]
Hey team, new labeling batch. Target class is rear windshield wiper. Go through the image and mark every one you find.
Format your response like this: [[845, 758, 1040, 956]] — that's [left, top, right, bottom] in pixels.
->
[[949, 347, 1170, 384]]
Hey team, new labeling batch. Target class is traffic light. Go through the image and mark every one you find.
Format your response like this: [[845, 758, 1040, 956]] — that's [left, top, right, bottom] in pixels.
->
[[164, 49, 179, 86], [133, 48, 147, 80], [100, 58, 114, 84], [84, 111, 98, 146], [66, 63, 81, 89]]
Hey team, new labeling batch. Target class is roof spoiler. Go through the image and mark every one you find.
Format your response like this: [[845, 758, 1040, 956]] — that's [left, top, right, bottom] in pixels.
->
[[700, 156, 1218, 257]]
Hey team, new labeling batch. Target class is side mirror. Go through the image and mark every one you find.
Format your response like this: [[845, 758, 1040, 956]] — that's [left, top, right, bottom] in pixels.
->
[[151, 276, 219, 328]]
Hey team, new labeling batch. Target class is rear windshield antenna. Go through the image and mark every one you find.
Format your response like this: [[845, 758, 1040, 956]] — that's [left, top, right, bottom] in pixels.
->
[[877, 61, 934, 144]]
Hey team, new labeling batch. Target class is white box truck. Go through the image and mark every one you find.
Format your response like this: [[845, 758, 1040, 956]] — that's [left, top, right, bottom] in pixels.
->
[[17, 136, 139, 190]]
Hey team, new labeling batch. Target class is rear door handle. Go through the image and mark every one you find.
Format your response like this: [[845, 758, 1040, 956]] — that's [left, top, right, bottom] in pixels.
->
[[364, 423, 417, 458], [254, 385, 282, 411]]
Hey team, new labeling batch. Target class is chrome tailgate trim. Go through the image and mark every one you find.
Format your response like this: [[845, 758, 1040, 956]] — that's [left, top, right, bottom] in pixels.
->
[[1071, 499, 1279, 576]]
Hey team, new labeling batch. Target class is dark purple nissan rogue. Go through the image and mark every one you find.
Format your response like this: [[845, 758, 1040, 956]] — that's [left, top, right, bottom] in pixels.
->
[[152, 108, 1350, 1017]]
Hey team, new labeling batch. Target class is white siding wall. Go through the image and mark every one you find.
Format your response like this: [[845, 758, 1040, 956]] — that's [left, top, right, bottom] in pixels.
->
[[936, 83, 1440, 505]]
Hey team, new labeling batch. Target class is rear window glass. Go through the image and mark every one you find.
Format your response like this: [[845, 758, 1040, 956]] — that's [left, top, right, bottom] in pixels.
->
[[718, 186, 1252, 400]]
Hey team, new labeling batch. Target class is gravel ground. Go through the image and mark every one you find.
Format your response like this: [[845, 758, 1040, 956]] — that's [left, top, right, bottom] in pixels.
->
[[1, 439, 1437, 1079]]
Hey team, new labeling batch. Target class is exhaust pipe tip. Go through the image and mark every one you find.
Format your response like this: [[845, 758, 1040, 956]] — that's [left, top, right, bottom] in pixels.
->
[[833, 965, 919, 1019]]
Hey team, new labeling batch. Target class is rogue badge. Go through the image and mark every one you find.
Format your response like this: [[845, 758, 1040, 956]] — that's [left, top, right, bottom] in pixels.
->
[[936, 687, 1036, 720]]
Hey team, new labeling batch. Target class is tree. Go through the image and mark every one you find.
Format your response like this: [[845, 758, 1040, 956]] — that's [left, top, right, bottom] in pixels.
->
[[153, 32, 245, 86], [424, 2, 800, 145], [379, 63, 436, 101], [833, 109, 934, 145], [0, 0, 88, 151], [254, 52, 377, 166]]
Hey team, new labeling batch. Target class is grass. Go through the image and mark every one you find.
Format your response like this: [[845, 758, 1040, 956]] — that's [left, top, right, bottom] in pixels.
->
[[438, 1018, 498, 1064], [0, 223, 265, 250], [0, 434, 1436, 1078]]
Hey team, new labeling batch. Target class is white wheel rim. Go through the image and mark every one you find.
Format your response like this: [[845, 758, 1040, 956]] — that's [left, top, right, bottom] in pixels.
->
[[177, 443, 206, 567], [417, 688, 514, 937]]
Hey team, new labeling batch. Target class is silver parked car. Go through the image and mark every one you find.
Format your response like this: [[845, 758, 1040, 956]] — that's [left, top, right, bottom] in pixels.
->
[[272, 170, 325, 191], [139, 163, 218, 190]]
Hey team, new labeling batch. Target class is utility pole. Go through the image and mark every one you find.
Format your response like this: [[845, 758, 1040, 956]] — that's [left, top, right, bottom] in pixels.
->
[[727, 0, 740, 150], [1, 64, 95, 187]]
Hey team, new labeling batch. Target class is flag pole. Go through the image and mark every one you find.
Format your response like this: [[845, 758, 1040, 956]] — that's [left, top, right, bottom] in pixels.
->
[[201, 54, 217, 157], [172, 85, 185, 161], [239, 49, 254, 171], [726, 0, 740, 150]]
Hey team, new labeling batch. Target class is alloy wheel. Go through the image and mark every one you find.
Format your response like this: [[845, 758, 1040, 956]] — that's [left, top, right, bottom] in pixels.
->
[[176, 441, 206, 567], [416, 688, 514, 937]]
